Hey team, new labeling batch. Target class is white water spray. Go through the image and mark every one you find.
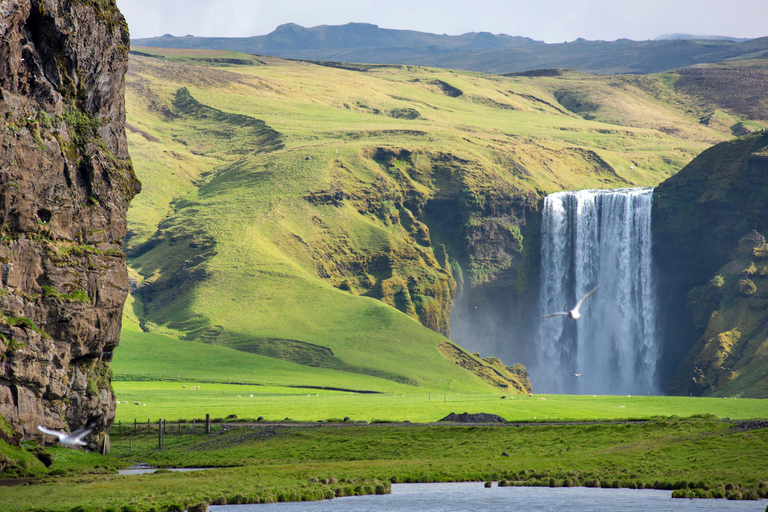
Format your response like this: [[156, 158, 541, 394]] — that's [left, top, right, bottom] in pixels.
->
[[535, 188, 660, 395]]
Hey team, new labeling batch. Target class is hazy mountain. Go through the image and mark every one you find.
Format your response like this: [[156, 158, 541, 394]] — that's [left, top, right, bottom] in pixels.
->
[[655, 33, 752, 42], [427, 37, 768, 74], [131, 23, 768, 75], [133, 22, 542, 64]]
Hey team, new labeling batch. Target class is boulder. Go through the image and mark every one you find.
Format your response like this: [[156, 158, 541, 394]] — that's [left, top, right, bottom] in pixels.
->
[[438, 412, 507, 423]]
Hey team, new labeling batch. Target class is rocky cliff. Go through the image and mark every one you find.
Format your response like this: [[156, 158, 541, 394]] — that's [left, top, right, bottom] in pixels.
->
[[668, 231, 768, 396], [0, 0, 138, 443], [653, 133, 768, 396]]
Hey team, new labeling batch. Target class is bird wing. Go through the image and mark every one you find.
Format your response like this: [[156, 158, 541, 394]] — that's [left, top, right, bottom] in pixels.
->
[[37, 426, 66, 440], [69, 425, 95, 441], [541, 311, 569, 319], [574, 284, 600, 310]]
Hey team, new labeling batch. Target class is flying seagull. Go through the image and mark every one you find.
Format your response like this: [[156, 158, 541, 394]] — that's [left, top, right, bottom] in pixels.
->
[[37, 424, 94, 447], [542, 284, 600, 320]]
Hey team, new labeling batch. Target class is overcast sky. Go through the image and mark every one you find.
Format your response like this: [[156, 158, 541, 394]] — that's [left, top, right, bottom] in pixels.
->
[[116, 0, 766, 43]]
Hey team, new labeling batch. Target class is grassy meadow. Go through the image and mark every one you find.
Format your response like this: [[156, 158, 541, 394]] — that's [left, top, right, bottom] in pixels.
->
[[120, 48, 750, 395], [110, 380, 768, 425], [3, 417, 768, 511], [111, 323, 768, 423]]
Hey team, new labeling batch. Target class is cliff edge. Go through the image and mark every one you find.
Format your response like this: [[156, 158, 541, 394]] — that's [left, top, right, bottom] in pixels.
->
[[653, 133, 768, 396], [0, 0, 139, 443]]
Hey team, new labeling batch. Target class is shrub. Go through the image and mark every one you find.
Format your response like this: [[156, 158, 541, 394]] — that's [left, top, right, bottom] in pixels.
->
[[743, 489, 759, 500]]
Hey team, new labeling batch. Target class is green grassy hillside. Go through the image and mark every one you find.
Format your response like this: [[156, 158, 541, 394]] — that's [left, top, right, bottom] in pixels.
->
[[121, 48, 758, 393]]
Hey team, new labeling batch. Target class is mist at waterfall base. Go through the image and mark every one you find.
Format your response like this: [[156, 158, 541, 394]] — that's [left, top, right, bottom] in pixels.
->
[[449, 187, 662, 396], [535, 188, 660, 395]]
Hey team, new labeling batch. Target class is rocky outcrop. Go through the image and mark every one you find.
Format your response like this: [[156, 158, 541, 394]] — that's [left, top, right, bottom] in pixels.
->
[[0, 0, 138, 442], [653, 133, 768, 395], [438, 412, 507, 423], [437, 342, 532, 394]]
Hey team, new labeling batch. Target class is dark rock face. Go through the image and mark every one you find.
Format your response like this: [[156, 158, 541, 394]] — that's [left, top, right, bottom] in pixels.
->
[[0, 0, 139, 440], [652, 134, 768, 395], [439, 412, 507, 423], [667, 231, 768, 397]]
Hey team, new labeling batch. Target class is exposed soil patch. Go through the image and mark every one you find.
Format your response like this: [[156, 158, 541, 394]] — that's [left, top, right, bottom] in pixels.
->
[[674, 68, 768, 121], [411, 78, 463, 98], [728, 420, 768, 432], [126, 123, 159, 143]]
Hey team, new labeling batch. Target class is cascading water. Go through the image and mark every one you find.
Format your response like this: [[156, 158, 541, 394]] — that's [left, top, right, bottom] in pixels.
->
[[535, 187, 660, 395]]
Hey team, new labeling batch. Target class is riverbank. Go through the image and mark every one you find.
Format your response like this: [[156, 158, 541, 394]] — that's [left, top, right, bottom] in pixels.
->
[[2, 418, 767, 511]]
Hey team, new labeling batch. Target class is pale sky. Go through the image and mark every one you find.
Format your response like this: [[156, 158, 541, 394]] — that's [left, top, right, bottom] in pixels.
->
[[116, 0, 767, 44]]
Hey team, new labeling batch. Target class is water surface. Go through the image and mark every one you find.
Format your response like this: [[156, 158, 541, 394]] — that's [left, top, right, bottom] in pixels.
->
[[211, 482, 765, 511]]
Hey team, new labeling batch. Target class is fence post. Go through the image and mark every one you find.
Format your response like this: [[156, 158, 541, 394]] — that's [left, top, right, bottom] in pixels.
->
[[147, 418, 150, 434], [205, 414, 210, 435], [134, 418, 137, 433], [192, 418, 195, 434], [158, 419, 162, 449]]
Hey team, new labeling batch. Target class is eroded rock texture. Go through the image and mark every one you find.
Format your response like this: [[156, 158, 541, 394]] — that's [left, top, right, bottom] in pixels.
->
[[0, 0, 139, 441]]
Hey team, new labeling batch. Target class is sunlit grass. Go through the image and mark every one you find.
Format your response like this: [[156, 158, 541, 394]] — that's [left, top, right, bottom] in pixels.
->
[[112, 379, 768, 424], [122, 53, 744, 396]]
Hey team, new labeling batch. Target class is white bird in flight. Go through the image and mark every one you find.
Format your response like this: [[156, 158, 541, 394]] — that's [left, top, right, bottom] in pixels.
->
[[542, 284, 600, 320], [37, 424, 94, 447]]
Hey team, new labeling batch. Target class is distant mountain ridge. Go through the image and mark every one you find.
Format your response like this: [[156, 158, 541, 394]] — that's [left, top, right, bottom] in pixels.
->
[[134, 22, 541, 62], [655, 33, 752, 43], [131, 22, 768, 75]]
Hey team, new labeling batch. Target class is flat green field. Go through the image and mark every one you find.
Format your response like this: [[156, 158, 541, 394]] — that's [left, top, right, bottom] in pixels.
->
[[112, 326, 768, 423], [4, 418, 768, 511], [112, 380, 768, 424]]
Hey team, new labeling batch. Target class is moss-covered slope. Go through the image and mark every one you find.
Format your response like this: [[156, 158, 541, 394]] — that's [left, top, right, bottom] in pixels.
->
[[653, 134, 768, 396], [123, 49, 757, 393], [669, 232, 768, 397]]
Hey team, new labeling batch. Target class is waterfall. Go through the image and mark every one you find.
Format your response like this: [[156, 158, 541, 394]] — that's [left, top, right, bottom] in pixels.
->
[[535, 188, 660, 395]]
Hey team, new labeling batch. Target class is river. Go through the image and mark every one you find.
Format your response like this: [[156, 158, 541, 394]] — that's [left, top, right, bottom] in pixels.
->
[[211, 482, 765, 511]]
